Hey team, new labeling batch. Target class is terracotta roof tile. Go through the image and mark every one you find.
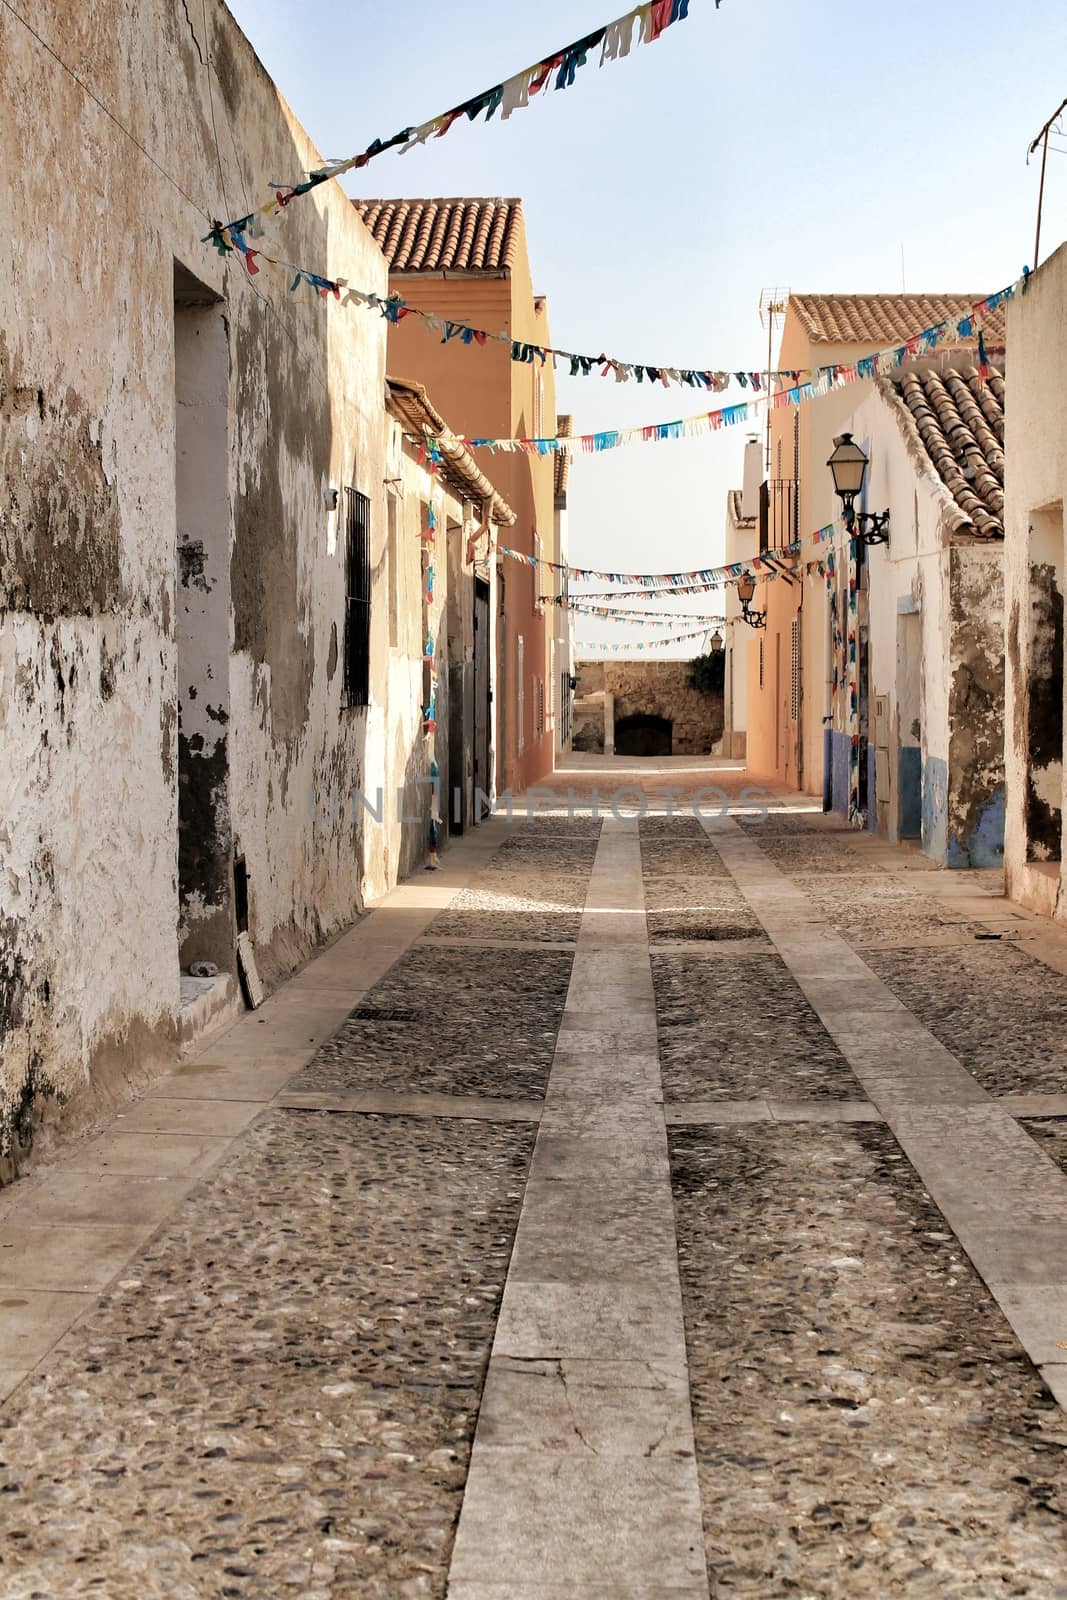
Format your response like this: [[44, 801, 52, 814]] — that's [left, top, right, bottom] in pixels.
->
[[354, 198, 522, 272], [883, 364, 1005, 538], [788, 293, 1006, 348]]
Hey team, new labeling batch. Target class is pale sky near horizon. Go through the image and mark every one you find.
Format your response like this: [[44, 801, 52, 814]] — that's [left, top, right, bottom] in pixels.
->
[[227, 0, 1066, 654]]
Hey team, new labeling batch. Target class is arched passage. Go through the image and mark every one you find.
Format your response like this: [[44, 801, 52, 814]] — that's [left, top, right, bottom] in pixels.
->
[[614, 713, 672, 757]]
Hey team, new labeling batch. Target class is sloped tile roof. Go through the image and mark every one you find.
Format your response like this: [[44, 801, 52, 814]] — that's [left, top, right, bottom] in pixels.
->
[[385, 377, 516, 527], [354, 198, 522, 272], [555, 415, 573, 502], [882, 364, 1005, 538], [788, 293, 1006, 348]]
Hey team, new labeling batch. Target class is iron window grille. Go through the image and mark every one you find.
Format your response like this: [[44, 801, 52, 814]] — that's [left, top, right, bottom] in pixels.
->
[[344, 487, 371, 708]]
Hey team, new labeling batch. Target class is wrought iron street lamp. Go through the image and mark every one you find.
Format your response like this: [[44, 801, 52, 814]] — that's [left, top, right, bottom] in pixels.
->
[[709, 628, 724, 652], [827, 432, 890, 546], [736, 572, 766, 629]]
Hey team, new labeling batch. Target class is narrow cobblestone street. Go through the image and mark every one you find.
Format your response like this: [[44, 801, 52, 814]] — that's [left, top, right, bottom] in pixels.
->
[[3, 758, 1067, 1597]]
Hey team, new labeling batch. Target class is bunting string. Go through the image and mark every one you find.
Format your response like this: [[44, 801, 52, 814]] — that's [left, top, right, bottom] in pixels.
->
[[563, 603, 725, 623], [573, 623, 719, 651], [207, 193, 1023, 403], [497, 533, 834, 588], [217, 0, 703, 241]]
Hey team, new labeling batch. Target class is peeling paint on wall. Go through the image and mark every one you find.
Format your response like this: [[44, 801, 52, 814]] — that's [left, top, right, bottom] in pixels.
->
[[947, 548, 1005, 868], [0, 0, 392, 1177], [0, 334, 124, 619], [231, 310, 326, 754]]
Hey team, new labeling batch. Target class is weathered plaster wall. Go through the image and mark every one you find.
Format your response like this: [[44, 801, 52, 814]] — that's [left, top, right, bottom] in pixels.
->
[[0, 0, 388, 1171], [832, 385, 975, 863], [574, 661, 723, 754], [1004, 244, 1067, 915], [947, 546, 1005, 868]]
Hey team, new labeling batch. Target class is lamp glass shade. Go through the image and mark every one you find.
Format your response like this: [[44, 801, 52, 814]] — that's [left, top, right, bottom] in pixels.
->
[[710, 629, 724, 652], [737, 573, 755, 604], [827, 432, 868, 500]]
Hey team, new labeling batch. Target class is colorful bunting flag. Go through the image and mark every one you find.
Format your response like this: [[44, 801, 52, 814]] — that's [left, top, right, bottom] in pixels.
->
[[219, 0, 704, 241]]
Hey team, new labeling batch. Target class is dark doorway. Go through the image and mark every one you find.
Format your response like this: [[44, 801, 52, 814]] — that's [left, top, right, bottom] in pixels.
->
[[1026, 540, 1064, 863], [174, 263, 234, 974], [474, 578, 491, 815], [615, 714, 672, 757]]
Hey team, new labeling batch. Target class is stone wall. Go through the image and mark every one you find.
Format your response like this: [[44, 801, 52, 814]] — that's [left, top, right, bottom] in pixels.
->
[[574, 661, 723, 756]]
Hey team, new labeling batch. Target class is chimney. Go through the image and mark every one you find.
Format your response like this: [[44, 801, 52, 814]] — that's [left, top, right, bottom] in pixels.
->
[[741, 436, 762, 519]]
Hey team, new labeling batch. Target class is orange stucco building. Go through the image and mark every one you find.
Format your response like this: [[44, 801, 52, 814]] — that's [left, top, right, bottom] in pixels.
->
[[354, 198, 558, 793]]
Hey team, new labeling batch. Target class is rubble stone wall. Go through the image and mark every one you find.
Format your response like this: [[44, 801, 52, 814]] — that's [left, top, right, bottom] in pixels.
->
[[574, 661, 723, 755]]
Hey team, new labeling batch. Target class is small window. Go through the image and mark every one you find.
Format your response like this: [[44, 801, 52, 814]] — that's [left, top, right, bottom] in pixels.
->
[[344, 488, 371, 707], [386, 491, 399, 650], [535, 677, 545, 738]]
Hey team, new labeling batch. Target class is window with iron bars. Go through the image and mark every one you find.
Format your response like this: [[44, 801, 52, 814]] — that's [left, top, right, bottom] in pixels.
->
[[790, 617, 801, 723], [343, 487, 371, 708]]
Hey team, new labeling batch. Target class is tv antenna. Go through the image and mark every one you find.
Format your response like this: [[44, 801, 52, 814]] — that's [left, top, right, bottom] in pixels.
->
[[759, 288, 789, 476]]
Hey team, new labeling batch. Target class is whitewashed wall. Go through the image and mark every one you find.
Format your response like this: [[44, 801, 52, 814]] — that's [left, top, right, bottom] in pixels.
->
[[0, 0, 388, 1169], [1004, 243, 1067, 915]]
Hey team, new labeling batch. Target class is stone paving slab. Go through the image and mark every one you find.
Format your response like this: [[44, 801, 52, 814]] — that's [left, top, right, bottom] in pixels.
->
[[448, 819, 709, 1597], [144, 1059, 308, 1102], [0, 1288, 94, 1367], [0, 1368, 28, 1402], [0, 1222, 155, 1292], [493, 1282, 690, 1364], [275, 1090, 543, 1122], [475, 1356, 694, 1456], [1000, 1093, 1067, 1117], [0, 1167, 197, 1228], [60, 1128, 235, 1177], [449, 1454, 709, 1592], [448, 1584, 709, 1598], [111, 1095, 266, 1137]]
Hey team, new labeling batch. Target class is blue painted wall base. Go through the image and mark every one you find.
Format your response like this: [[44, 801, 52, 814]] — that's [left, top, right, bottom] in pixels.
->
[[947, 786, 1006, 869]]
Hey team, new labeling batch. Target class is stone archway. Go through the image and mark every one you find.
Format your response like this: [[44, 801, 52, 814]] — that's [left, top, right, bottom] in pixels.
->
[[615, 713, 673, 757]]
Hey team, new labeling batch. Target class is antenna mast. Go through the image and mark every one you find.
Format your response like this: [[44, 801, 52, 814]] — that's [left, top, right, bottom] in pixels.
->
[[758, 287, 789, 477]]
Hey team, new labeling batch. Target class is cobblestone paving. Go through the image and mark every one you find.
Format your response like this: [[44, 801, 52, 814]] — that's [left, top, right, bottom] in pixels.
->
[[671, 1121, 1067, 1600], [297, 946, 573, 1100], [427, 825, 598, 945], [735, 813, 857, 837], [1023, 1119, 1067, 1174], [7, 773, 1067, 1600], [640, 816, 762, 945], [794, 872, 978, 943], [864, 940, 1067, 1097], [652, 951, 862, 1101], [749, 831, 884, 876], [0, 1112, 535, 1600]]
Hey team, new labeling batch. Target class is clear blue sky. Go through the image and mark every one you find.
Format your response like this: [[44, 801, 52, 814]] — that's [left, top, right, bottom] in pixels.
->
[[227, 0, 1065, 652]]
